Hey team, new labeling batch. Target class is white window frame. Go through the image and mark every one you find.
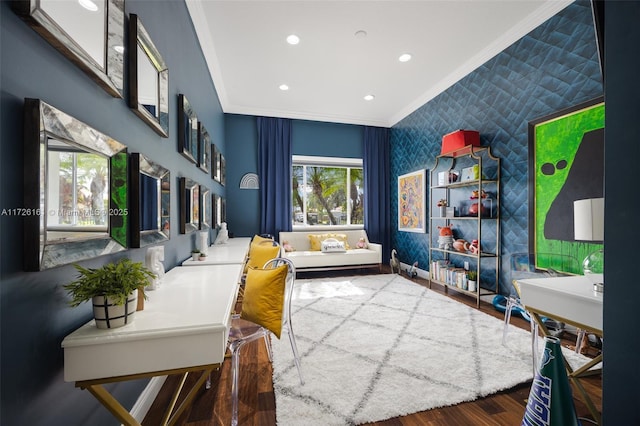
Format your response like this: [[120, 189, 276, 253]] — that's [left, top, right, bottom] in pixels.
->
[[292, 155, 364, 231]]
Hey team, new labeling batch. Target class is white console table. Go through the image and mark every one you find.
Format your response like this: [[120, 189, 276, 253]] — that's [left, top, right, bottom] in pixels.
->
[[61, 264, 243, 426], [181, 237, 251, 266], [518, 275, 603, 424]]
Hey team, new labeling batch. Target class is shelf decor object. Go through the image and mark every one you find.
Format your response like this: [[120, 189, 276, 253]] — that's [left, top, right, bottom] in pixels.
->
[[398, 169, 427, 233], [429, 144, 500, 308], [528, 96, 604, 274]]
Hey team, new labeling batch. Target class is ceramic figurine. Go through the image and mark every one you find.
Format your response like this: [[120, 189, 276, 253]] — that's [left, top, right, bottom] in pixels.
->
[[214, 222, 229, 245]]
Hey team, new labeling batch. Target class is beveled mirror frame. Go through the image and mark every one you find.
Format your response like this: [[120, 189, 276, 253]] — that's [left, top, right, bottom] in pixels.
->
[[179, 177, 200, 234], [198, 122, 211, 174], [12, 0, 125, 98], [128, 13, 169, 137], [212, 193, 220, 227], [212, 144, 221, 182], [200, 185, 211, 229], [130, 153, 170, 247], [220, 154, 226, 186], [178, 94, 197, 163], [23, 98, 128, 271]]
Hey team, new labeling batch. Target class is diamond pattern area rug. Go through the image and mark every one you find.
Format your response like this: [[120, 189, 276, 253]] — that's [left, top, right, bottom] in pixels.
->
[[270, 273, 589, 425]]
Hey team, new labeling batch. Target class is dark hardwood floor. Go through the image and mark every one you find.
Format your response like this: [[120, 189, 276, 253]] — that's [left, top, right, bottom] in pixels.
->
[[142, 269, 602, 426]]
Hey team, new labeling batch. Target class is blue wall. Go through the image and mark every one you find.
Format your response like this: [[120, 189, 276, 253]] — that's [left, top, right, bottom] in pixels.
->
[[390, 0, 603, 295], [224, 115, 363, 236], [0, 1, 224, 424], [603, 2, 640, 423]]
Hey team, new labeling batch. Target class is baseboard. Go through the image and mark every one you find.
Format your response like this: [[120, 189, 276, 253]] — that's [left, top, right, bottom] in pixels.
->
[[124, 375, 167, 425], [398, 262, 430, 280]]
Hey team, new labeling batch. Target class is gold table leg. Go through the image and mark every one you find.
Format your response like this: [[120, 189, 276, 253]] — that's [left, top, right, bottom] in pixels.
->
[[84, 384, 141, 426], [77, 363, 220, 426]]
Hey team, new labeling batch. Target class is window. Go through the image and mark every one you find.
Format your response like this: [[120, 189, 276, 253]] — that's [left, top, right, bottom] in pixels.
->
[[292, 155, 364, 228]]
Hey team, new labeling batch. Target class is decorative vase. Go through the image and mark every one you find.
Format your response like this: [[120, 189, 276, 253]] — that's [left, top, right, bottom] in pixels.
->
[[198, 231, 209, 255], [145, 246, 165, 290], [92, 292, 137, 329], [439, 206, 447, 217]]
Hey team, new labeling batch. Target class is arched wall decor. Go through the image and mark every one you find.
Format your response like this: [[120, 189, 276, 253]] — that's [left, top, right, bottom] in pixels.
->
[[239, 172, 259, 189]]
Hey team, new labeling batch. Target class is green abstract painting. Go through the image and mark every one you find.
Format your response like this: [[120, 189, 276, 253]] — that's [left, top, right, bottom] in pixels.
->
[[528, 97, 604, 274]]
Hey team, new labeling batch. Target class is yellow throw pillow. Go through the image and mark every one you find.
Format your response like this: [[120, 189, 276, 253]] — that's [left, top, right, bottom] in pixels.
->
[[246, 240, 280, 270], [241, 264, 287, 338], [251, 234, 273, 245], [308, 234, 324, 251]]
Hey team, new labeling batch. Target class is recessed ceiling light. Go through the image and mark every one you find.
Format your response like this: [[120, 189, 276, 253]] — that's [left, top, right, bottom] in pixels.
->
[[78, 0, 99, 12], [399, 53, 412, 62], [286, 34, 300, 45], [363, 94, 375, 101], [279, 84, 289, 91]]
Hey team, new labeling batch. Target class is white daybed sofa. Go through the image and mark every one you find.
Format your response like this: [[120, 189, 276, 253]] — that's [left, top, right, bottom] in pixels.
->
[[278, 229, 382, 273]]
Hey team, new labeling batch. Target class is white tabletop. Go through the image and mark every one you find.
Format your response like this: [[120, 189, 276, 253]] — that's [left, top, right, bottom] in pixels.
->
[[62, 264, 242, 382], [182, 237, 251, 266], [518, 274, 603, 333]]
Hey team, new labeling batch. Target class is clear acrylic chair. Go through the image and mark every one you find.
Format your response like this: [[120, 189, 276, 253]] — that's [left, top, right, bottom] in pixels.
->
[[504, 253, 580, 372], [228, 257, 304, 426]]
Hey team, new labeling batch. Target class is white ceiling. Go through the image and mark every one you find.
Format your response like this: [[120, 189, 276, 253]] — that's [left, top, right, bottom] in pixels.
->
[[186, 0, 573, 128]]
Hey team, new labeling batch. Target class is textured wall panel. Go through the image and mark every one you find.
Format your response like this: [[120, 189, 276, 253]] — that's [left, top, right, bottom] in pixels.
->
[[390, 0, 603, 295]]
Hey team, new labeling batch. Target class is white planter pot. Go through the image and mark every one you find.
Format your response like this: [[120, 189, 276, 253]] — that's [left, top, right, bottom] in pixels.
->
[[92, 292, 137, 329], [468, 280, 477, 293], [192, 253, 200, 261]]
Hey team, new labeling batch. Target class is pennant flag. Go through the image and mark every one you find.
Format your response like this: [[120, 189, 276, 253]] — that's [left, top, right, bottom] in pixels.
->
[[522, 336, 580, 426]]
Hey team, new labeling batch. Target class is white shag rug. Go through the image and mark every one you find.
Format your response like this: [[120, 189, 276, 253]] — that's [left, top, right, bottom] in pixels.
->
[[270, 273, 590, 425]]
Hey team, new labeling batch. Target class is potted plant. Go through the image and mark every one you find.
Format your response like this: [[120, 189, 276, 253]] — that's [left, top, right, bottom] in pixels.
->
[[198, 252, 208, 261], [64, 258, 156, 329], [467, 270, 478, 292], [191, 249, 200, 261]]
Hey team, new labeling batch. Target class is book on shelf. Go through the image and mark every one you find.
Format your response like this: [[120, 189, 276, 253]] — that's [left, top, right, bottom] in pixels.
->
[[430, 261, 469, 289]]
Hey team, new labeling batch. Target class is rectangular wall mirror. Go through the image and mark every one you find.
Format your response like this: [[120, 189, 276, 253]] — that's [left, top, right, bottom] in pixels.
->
[[179, 177, 200, 234], [130, 153, 170, 247], [200, 186, 211, 229], [198, 122, 211, 174], [212, 144, 221, 182], [213, 194, 226, 227], [178, 94, 198, 163], [128, 13, 169, 137], [220, 154, 226, 186], [23, 99, 128, 271], [13, 0, 125, 98], [213, 194, 220, 227]]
